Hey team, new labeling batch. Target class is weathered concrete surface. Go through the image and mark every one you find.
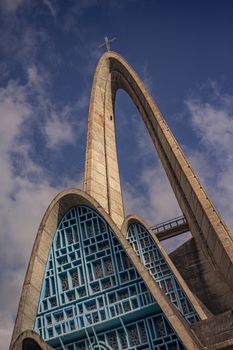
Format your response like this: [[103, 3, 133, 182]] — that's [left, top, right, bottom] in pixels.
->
[[84, 58, 125, 228], [84, 51, 233, 296], [11, 330, 53, 350], [191, 309, 233, 349], [10, 189, 202, 350], [170, 238, 233, 315]]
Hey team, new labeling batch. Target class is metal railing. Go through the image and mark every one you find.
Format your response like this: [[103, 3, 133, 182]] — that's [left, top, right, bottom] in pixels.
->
[[150, 215, 189, 241]]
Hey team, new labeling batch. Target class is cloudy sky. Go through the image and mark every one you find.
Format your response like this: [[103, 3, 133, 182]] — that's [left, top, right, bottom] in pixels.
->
[[1, 0, 233, 348]]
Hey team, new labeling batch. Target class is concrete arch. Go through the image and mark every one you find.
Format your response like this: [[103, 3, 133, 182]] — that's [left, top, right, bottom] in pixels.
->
[[121, 214, 208, 319], [11, 330, 53, 350], [10, 189, 202, 350], [83, 51, 233, 293]]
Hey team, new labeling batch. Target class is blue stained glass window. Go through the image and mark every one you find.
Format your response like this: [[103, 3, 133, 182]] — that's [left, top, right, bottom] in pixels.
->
[[34, 205, 186, 349], [127, 221, 199, 324]]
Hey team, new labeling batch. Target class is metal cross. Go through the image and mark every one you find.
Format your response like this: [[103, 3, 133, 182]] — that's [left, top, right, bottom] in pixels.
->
[[98, 36, 116, 51]]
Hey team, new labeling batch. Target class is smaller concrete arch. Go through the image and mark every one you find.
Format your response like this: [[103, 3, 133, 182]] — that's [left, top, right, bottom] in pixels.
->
[[121, 214, 207, 321]]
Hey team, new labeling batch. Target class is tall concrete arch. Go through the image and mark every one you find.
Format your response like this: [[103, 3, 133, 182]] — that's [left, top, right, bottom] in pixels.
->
[[11, 51, 233, 350], [84, 51, 233, 292]]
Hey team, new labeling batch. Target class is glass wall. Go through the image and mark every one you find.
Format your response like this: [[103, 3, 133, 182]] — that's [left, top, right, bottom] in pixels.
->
[[34, 206, 185, 350]]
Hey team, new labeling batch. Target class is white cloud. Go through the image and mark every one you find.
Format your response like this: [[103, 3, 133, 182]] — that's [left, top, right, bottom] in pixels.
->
[[122, 153, 184, 255], [0, 80, 55, 349], [0, 81, 30, 152], [186, 87, 233, 233], [44, 111, 76, 149], [27, 65, 45, 91], [123, 165, 181, 225], [43, 0, 56, 18], [0, 0, 25, 13], [186, 99, 233, 160], [121, 115, 181, 225], [44, 94, 87, 150], [0, 71, 84, 349], [141, 61, 154, 94]]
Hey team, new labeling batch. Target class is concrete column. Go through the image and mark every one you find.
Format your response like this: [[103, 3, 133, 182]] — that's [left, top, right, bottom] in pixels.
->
[[84, 58, 124, 228]]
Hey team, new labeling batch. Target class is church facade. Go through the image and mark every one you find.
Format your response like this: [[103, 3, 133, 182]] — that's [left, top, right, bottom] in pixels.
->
[[10, 52, 233, 350]]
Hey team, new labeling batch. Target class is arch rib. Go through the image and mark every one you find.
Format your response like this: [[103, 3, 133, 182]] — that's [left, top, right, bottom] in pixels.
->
[[83, 51, 233, 291]]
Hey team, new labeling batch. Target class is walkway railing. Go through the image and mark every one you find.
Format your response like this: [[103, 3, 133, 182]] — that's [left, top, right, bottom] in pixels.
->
[[150, 215, 189, 241]]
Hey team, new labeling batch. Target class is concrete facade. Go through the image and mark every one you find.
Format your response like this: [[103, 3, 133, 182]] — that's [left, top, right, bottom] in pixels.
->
[[11, 51, 233, 350], [170, 237, 233, 315]]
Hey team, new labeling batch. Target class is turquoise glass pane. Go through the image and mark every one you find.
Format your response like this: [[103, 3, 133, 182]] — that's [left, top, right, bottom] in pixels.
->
[[127, 222, 199, 324], [34, 205, 185, 350]]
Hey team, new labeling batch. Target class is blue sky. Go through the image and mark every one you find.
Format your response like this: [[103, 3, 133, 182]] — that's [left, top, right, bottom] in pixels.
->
[[1, 0, 233, 348]]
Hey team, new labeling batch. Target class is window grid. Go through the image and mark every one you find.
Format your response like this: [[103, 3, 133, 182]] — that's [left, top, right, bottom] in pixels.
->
[[127, 222, 199, 324], [34, 206, 185, 350], [54, 314, 185, 350]]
